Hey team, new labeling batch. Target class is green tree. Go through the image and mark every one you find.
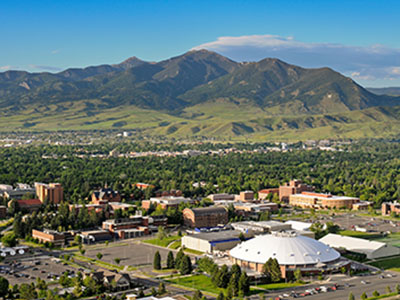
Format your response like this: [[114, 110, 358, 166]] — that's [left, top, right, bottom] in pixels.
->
[[372, 290, 379, 297], [193, 290, 203, 300], [153, 251, 161, 270], [348, 292, 354, 300], [167, 251, 174, 269], [262, 258, 281, 283], [238, 271, 250, 295], [216, 292, 225, 300], [158, 282, 166, 295], [386, 286, 392, 294], [97, 252, 103, 260], [0, 277, 9, 300], [239, 232, 245, 241], [180, 255, 192, 275], [396, 284, 400, 294], [361, 292, 368, 300], [228, 273, 239, 296], [156, 226, 167, 240], [175, 248, 185, 269], [214, 265, 229, 288], [1, 233, 17, 247], [19, 283, 37, 300], [114, 257, 121, 265], [294, 269, 302, 282]]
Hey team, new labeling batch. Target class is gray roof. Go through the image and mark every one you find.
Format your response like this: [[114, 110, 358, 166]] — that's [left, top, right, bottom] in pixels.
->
[[187, 230, 241, 242], [190, 206, 227, 216]]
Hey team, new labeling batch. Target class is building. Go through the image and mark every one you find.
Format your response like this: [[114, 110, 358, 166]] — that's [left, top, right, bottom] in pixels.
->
[[142, 196, 194, 210], [3, 188, 36, 200], [207, 193, 236, 202], [258, 188, 279, 200], [183, 206, 228, 228], [155, 189, 182, 197], [284, 220, 312, 231], [382, 201, 400, 216], [32, 229, 66, 247], [0, 206, 6, 219], [182, 230, 252, 253], [289, 192, 362, 209], [233, 202, 278, 217], [230, 232, 348, 278], [88, 270, 132, 291], [80, 230, 113, 244], [231, 220, 292, 234], [8, 199, 42, 212], [92, 188, 121, 205], [319, 233, 400, 259], [239, 191, 255, 202], [279, 180, 314, 203], [35, 182, 64, 204], [135, 183, 154, 190]]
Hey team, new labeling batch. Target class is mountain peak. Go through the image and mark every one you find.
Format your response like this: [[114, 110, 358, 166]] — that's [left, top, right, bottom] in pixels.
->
[[114, 56, 147, 70]]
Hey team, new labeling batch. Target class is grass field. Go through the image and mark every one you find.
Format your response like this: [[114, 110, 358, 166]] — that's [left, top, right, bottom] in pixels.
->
[[168, 274, 224, 295], [339, 230, 383, 239], [169, 240, 181, 249], [143, 235, 181, 248], [255, 282, 304, 290], [368, 256, 400, 272], [74, 254, 126, 271]]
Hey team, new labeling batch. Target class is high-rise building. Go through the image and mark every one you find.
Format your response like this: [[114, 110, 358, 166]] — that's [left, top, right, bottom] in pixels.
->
[[35, 182, 64, 204]]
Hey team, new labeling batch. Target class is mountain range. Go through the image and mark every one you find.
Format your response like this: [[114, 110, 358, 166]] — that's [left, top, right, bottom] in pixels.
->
[[1, 49, 400, 141]]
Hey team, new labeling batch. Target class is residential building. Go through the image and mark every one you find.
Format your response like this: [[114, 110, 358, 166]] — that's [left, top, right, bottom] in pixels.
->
[[382, 201, 400, 216], [279, 180, 314, 203], [183, 206, 228, 228], [289, 192, 362, 209], [92, 188, 121, 204], [35, 182, 64, 204]]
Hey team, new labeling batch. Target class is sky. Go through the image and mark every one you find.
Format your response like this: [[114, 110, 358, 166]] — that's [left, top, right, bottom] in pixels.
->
[[1, 0, 400, 87]]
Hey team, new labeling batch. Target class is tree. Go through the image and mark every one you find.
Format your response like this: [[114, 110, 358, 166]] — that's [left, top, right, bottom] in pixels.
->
[[228, 273, 239, 297], [386, 286, 392, 294], [361, 292, 368, 300], [348, 292, 354, 300], [396, 284, 400, 294], [114, 257, 121, 265], [238, 271, 250, 295], [216, 292, 225, 300], [153, 251, 161, 270], [193, 290, 203, 300], [294, 269, 302, 282], [97, 252, 103, 260], [372, 290, 380, 297], [262, 258, 281, 283], [157, 226, 167, 240], [158, 282, 166, 295], [151, 287, 157, 296], [175, 248, 185, 269], [239, 232, 245, 241], [19, 283, 37, 300], [0, 277, 9, 299], [180, 255, 192, 275], [167, 251, 174, 269], [214, 265, 229, 288], [1, 233, 17, 247]]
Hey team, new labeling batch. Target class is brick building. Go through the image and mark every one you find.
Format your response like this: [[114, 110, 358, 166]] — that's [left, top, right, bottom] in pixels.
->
[[35, 182, 64, 204], [142, 196, 194, 210], [32, 229, 66, 247], [382, 202, 400, 216], [258, 188, 279, 200], [289, 192, 363, 210], [8, 199, 42, 212], [239, 191, 255, 202], [183, 206, 228, 228], [92, 188, 121, 205], [279, 180, 314, 203]]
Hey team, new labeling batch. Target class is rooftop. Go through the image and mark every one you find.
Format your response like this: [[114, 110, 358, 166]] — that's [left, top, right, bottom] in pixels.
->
[[186, 230, 242, 242]]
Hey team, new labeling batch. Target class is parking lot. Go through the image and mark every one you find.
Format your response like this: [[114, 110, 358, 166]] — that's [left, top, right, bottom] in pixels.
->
[[0, 255, 80, 285], [84, 240, 175, 267]]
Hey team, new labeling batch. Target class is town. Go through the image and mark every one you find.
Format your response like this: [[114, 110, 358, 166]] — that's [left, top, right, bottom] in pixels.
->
[[1, 169, 400, 300]]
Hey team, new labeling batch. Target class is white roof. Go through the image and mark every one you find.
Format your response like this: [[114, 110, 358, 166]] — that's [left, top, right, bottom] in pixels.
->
[[230, 232, 340, 265], [285, 220, 312, 231], [319, 233, 388, 254], [292, 193, 358, 201]]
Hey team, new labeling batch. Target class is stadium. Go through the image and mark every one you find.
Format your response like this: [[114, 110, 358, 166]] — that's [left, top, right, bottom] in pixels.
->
[[229, 231, 349, 278]]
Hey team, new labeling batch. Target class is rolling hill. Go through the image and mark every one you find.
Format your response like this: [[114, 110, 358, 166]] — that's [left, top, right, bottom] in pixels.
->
[[1, 50, 400, 141]]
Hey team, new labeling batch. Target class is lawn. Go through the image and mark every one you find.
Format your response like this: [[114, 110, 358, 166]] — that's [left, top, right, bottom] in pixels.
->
[[368, 256, 400, 271], [255, 282, 304, 290], [169, 240, 181, 249], [184, 248, 204, 255], [143, 235, 181, 248], [168, 274, 223, 295], [339, 230, 383, 240]]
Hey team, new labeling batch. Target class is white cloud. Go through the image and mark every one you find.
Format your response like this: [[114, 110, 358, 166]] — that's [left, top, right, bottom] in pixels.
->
[[28, 64, 62, 72], [193, 35, 400, 85], [51, 49, 60, 55], [0, 65, 12, 71]]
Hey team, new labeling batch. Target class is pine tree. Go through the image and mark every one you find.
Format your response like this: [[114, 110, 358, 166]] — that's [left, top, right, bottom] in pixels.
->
[[361, 292, 368, 300], [167, 251, 175, 269], [175, 249, 185, 269], [348, 292, 354, 300], [270, 258, 281, 282], [238, 271, 250, 295], [216, 292, 225, 300], [153, 251, 161, 270], [180, 255, 192, 275], [158, 282, 166, 295], [228, 274, 239, 296], [230, 264, 241, 281], [215, 265, 229, 288]]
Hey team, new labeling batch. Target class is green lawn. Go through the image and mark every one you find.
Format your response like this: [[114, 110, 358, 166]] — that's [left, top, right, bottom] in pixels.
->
[[255, 282, 304, 290], [184, 248, 204, 255], [339, 230, 383, 239], [368, 256, 400, 271], [168, 274, 224, 295], [169, 240, 181, 249], [143, 235, 181, 248]]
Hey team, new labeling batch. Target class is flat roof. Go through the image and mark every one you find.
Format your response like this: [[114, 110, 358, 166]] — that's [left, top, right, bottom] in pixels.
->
[[185, 230, 241, 242], [292, 193, 358, 201]]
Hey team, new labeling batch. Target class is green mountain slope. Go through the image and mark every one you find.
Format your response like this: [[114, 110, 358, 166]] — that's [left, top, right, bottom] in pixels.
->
[[1, 50, 400, 140]]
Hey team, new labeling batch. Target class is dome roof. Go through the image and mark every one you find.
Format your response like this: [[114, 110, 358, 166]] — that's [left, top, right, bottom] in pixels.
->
[[230, 232, 340, 265]]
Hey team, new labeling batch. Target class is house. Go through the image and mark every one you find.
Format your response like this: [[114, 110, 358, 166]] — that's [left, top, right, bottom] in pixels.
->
[[88, 270, 132, 291], [183, 206, 228, 228]]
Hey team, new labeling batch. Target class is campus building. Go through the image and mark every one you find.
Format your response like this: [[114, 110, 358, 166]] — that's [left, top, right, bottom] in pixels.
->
[[32, 229, 67, 247], [382, 201, 400, 216], [183, 206, 228, 228], [279, 180, 314, 203], [230, 231, 348, 278], [8, 198, 42, 212], [35, 182, 64, 204], [289, 192, 366, 210], [258, 188, 279, 200], [142, 196, 195, 210], [92, 188, 121, 205]]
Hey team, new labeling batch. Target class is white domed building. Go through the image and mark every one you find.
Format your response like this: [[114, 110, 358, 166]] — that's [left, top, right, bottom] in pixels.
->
[[230, 231, 348, 278]]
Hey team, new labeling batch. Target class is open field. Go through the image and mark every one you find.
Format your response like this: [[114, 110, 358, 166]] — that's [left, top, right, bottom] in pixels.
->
[[255, 282, 304, 290], [143, 235, 182, 248], [167, 274, 224, 295], [369, 256, 400, 272]]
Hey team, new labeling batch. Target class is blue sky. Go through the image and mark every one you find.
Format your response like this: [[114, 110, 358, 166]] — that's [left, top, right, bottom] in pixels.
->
[[1, 0, 400, 87]]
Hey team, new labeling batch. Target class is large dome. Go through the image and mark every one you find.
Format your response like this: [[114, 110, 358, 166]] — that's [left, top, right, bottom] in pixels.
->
[[230, 232, 340, 265]]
